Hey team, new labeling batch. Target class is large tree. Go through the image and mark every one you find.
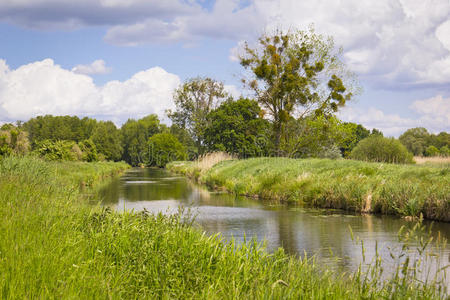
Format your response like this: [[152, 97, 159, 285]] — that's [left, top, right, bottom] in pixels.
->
[[203, 98, 270, 158], [167, 77, 231, 155], [239, 27, 356, 154]]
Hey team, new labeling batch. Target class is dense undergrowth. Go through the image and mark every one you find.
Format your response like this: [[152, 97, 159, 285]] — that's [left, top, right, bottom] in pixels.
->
[[0, 156, 448, 298], [167, 157, 450, 222]]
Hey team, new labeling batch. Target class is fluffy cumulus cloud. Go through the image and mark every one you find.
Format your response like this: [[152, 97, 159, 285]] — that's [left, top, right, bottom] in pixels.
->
[[0, 59, 180, 125], [2, 0, 450, 89], [339, 95, 450, 136], [72, 59, 112, 75]]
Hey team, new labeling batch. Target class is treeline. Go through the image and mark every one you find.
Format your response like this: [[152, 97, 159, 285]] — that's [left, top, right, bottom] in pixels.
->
[[399, 127, 450, 157]]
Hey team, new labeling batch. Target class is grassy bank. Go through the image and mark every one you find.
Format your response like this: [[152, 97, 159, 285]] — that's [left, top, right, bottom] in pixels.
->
[[167, 157, 450, 222], [0, 157, 447, 298]]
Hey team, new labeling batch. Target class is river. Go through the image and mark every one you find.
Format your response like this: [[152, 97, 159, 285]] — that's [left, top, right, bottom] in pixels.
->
[[100, 167, 450, 285]]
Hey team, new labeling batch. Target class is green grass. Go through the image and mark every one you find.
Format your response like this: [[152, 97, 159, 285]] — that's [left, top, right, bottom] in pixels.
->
[[167, 157, 450, 222], [0, 156, 447, 298]]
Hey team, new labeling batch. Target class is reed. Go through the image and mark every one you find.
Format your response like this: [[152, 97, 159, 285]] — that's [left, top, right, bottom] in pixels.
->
[[1, 156, 447, 298], [167, 157, 450, 222]]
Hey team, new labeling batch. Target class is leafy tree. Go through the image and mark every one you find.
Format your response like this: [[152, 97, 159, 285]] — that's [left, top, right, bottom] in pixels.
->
[[167, 77, 231, 155], [78, 139, 99, 162], [169, 124, 198, 160], [24, 115, 96, 147], [121, 115, 162, 166], [203, 98, 270, 158], [282, 115, 352, 158], [399, 127, 430, 156], [239, 27, 356, 154], [91, 121, 123, 161], [440, 145, 450, 157], [350, 136, 414, 164], [424, 145, 440, 157], [338, 122, 383, 157], [147, 133, 187, 167]]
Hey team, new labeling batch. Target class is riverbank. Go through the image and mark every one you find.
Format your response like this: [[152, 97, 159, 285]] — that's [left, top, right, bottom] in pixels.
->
[[0, 157, 447, 298], [167, 157, 450, 222]]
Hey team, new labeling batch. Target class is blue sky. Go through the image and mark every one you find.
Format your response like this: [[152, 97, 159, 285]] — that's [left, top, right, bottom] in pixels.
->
[[0, 0, 449, 136]]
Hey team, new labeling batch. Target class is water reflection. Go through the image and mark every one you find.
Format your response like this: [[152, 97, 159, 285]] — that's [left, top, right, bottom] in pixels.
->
[[100, 168, 450, 282]]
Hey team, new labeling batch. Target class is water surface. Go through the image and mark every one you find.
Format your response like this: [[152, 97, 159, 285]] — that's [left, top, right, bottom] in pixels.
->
[[100, 168, 450, 284]]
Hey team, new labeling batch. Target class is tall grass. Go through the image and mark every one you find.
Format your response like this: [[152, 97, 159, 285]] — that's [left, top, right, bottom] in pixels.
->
[[167, 157, 450, 222], [1, 156, 447, 298]]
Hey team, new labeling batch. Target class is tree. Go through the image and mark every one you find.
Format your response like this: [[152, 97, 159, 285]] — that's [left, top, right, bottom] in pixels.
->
[[91, 121, 123, 161], [399, 127, 430, 156], [167, 77, 231, 155], [424, 145, 440, 157], [203, 98, 270, 157], [147, 133, 187, 167], [239, 27, 356, 154], [121, 115, 162, 166]]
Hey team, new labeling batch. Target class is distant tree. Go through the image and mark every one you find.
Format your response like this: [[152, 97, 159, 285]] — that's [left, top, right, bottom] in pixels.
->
[[283, 115, 352, 158], [239, 27, 356, 154], [91, 121, 123, 161], [78, 139, 99, 162], [23, 115, 96, 147], [440, 145, 450, 157], [167, 77, 231, 155], [203, 98, 270, 157], [147, 133, 187, 167], [350, 136, 414, 164], [399, 127, 430, 156], [169, 124, 198, 160], [424, 145, 440, 157], [121, 115, 162, 166], [34, 140, 79, 161]]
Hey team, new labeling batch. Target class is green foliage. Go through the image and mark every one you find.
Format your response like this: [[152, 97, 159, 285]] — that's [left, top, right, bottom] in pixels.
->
[[440, 145, 450, 156], [0, 157, 446, 298], [240, 27, 356, 153], [169, 124, 198, 160], [0, 125, 30, 157], [34, 139, 80, 161], [338, 122, 383, 157], [78, 139, 99, 162], [24, 115, 97, 147], [91, 121, 123, 161], [147, 133, 187, 167], [168, 157, 449, 222], [167, 77, 231, 155], [121, 115, 162, 166], [282, 115, 352, 158], [425, 145, 440, 157], [203, 98, 271, 157], [350, 136, 414, 164]]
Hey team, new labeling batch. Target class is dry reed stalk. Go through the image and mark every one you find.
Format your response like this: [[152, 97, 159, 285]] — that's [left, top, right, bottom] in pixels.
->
[[195, 152, 234, 172], [414, 156, 450, 165]]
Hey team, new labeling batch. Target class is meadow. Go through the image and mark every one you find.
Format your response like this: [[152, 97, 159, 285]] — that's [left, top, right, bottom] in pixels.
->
[[0, 156, 447, 298], [167, 155, 450, 222]]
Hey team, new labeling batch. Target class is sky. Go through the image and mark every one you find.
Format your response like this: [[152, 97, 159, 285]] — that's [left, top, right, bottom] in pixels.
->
[[0, 0, 449, 136]]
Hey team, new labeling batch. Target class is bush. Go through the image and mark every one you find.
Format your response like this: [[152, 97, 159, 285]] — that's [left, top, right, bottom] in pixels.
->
[[350, 136, 414, 164], [425, 145, 440, 157], [147, 133, 187, 167], [34, 140, 79, 161], [440, 146, 450, 157], [78, 139, 99, 162]]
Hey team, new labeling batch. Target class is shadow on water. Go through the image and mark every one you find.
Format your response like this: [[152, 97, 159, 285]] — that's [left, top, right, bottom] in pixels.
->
[[99, 167, 450, 282]]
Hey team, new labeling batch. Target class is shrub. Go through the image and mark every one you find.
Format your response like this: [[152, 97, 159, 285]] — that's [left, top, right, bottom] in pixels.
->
[[147, 133, 187, 167], [34, 140, 79, 161], [78, 139, 99, 162], [350, 136, 414, 164], [425, 145, 440, 157], [440, 145, 450, 157]]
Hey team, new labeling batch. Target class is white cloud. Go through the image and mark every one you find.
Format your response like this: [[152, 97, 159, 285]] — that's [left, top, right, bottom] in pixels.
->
[[1, 0, 450, 88], [72, 59, 112, 75], [339, 95, 450, 136], [0, 59, 180, 125]]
